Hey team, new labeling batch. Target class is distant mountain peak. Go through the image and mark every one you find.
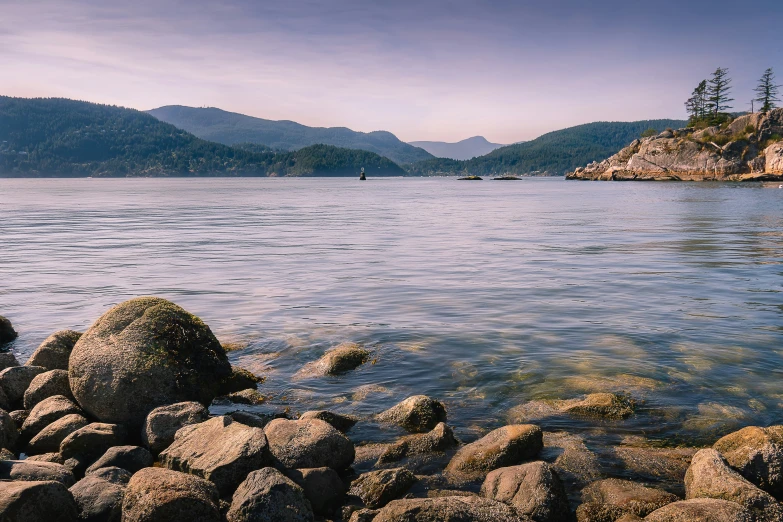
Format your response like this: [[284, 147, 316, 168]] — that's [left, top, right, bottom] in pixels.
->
[[408, 136, 505, 161]]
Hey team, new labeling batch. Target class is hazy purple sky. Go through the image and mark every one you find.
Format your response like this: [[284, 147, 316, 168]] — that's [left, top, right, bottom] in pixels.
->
[[2, 0, 781, 142]]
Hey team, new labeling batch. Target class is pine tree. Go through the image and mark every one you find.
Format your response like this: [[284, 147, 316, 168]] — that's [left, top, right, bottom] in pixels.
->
[[685, 80, 708, 123], [754, 68, 780, 114], [707, 67, 733, 116]]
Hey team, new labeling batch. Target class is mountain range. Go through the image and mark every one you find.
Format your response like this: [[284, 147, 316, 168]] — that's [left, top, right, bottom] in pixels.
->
[[147, 105, 433, 165], [408, 136, 504, 160]]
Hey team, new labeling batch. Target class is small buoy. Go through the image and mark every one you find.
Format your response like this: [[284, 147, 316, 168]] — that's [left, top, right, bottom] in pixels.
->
[[360, 167, 366, 181]]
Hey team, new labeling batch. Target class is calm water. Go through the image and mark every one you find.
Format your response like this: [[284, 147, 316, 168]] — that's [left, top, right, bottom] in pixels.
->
[[1, 177, 782, 448]]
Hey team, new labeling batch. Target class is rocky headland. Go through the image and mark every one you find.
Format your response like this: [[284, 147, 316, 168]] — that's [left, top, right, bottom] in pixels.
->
[[567, 109, 783, 181], [1, 298, 783, 521]]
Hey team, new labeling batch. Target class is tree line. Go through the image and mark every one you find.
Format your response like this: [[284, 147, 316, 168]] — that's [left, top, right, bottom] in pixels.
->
[[685, 67, 780, 125]]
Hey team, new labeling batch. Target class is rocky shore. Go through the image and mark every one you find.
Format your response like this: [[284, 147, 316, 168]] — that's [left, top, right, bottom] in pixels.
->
[[1, 297, 782, 521], [566, 109, 783, 181]]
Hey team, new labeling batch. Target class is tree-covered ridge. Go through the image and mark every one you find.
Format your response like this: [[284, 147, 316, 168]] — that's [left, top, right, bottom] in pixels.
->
[[148, 105, 434, 165], [0, 97, 402, 177], [405, 119, 687, 176]]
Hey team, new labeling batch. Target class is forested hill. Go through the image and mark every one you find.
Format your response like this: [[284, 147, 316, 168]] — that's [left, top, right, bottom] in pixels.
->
[[0, 97, 404, 177], [148, 105, 434, 165], [405, 119, 687, 176]]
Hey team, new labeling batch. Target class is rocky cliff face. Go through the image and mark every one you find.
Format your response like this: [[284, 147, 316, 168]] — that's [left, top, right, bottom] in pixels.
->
[[567, 109, 783, 181]]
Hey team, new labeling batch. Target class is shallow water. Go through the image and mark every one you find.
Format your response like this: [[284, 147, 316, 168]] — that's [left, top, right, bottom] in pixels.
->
[[1, 177, 782, 448]]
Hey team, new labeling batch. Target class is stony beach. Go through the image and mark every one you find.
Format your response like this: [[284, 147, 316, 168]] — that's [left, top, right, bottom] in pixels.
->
[[0, 297, 782, 522]]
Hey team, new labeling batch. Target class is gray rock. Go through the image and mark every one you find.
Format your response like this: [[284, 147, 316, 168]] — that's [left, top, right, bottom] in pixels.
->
[[21, 395, 82, 440], [685, 448, 783, 522], [69, 472, 125, 522], [349, 468, 417, 509], [121, 467, 221, 522], [765, 141, 783, 175], [141, 401, 209, 455], [68, 297, 232, 429], [85, 445, 153, 475], [265, 417, 355, 470], [295, 342, 370, 378], [371, 496, 528, 522], [0, 316, 17, 345], [27, 413, 89, 455], [299, 410, 358, 433], [0, 480, 78, 522], [159, 415, 270, 496], [60, 423, 127, 462], [445, 425, 543, 479], [25, 330, 82, 371], [226, 467, 314, 522], [713, 425, 783, 498], [23, 369, 72, 410], [0, 365, 46, 406], [285, 467, 345, 515], [376, 396, 447, 433], [644, 498, 753, 521], [575, 478, 678, 521], [481, 461, 569, 522], [0, 408, 18, 450], [0, 459, 75, 486], [378, 422, 459, 464], [0, 352, 19, 371]]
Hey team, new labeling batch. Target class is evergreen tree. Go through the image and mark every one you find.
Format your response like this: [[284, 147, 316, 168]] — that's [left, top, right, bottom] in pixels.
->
[[685, 80, 708, 122], [754, 68, 780, 114], [707, 67, 733, 116]]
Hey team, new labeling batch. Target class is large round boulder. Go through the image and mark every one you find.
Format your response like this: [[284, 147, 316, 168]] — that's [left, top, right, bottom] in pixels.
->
[[0, 480, 78, 522], [481, 462, 570, 522], [445, 424, 543, 479], [371, 496, 526, 522], [644, 498, 753, 521], [25, 330, 82, 371], [713, 425, 783, 498], [121, 467, 220, 522], [376, 396, 447, 433], [68, 297, 232, 428], [265, 418, 355, 470], [141, 401, 209, 455], [23, 369, 72, 410], [226, 467, 314, 522]]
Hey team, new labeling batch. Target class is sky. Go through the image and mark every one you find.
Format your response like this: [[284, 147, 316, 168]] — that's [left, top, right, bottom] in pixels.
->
[[1, 0, 781, 143]]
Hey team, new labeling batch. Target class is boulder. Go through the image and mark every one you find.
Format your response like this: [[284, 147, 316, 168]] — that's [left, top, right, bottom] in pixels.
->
[[349, 508, 380, 522], [26, 452, 64, 464], [557, 393, 635, 419], [376, 396, 447, 433], [25, 330, 82, 370], [765, 142, 783, 175], [265, 417, 354, 470], [0, 459, 75, 486], [219, 366, 263, 395], [285, 467, 345, 515], [378, 422, 459, 464], [141, 401, 209, 455], [21, 395, 83, 440], [228, 410, 277, 429], [159, 415, 270, 496], [445, 425, 543, 478], [0, 365, 46, 406], [713, 425, 783, 498], [85, 445, 153, 475], [0, 409, 18, 450], [60, 423, 127, 462], [224, 388, 265, 405], [575, 478, 678, 521], [295, 342, 370, 378], [349, 468, 417, 509], [0, 480, 78, 522], [69, 470, 128, 522], [371, 496, 527, 522], [121, 467, 220, 522], [0, 316, 17, 345], [86, 466, 132, 484], [644, 498, 753, 521], [480, 461, 569, 522], [27, 413, 89, 454], [299, 410, 358, 433], [0, 352, 19, 371], [8, 409, 28, 428], [685, 448, 783, 522], [226, 467, 314, 522], [23, 369, 72, 410], [68, 297, 232, 429]]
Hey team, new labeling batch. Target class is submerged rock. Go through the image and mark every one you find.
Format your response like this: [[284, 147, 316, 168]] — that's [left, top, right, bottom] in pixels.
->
[[299, 410, 358, 433], [121, 467, 221, 522], [25, 330, 82, 371], [480, 461, 569, 522], [445, 424, 543, 479], [141, 401, 209, 455], [0, 480, 78, 522], [348, 468, 417, 509], [576, 478, 678, 521], [378, 422, 459, 464], [371, 496, 526, 522], [376, 395, 448, 433], [0, 316, 18, 345], [27, 413, 89, 455], [159, 415, 270, 496], [644, 498, 753, 521], [713, 425, 783, 498], [295, 342, 370, 378], [557, 393, 635, 419], [23, 369, 72, 410], [226, 467, 314, 522], [265, 417, 355, 470], [68, 297, 232, 428]]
